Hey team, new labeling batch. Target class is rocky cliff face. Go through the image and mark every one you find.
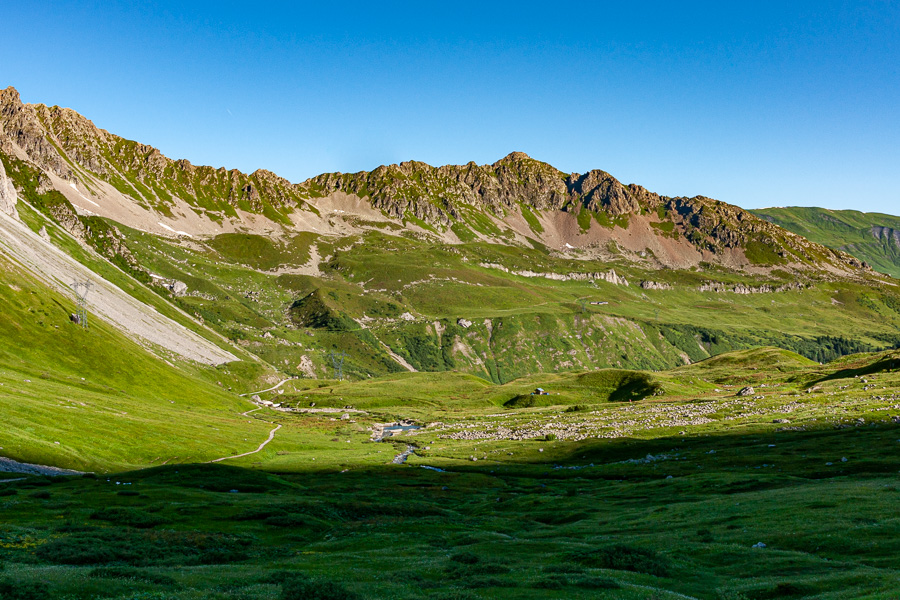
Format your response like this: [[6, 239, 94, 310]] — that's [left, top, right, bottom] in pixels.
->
[[0, 156, 18, 219]]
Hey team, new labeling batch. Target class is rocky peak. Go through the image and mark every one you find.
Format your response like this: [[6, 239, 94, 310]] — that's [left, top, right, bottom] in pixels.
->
[[570, 170, 641, 216]]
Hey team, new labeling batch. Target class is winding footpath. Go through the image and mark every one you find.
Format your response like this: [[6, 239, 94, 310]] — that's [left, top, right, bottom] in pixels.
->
[[239, 378, 294, 397], [209, 424, 282, 463]]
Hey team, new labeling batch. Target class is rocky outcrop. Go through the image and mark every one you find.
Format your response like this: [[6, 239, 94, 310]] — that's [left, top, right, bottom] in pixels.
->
[[479, 262, 629, 285], [640, 281, 672, 290], [871, 226, 900, 248], [0, 156, 18, 219], [699, 281, 804, 294]]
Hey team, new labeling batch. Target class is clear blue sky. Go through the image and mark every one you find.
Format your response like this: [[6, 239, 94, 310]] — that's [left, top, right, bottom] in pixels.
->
[[2, 1, 898, 213]]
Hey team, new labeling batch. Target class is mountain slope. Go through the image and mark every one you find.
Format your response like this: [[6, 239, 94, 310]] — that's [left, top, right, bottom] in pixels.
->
[[0, 251, 274, 470], [0, 86, 871, 277], [2, 85, 899, 387], [752, 206, 900, 278]]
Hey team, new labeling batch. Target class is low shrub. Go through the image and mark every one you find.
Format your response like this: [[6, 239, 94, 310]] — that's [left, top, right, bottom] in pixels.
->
[[265, 514, 317, 528], [258, 570, 310, 585], [533, 574, 619, 590], [282, 578, 362, 600], [234, 506, 289, 521], [462, 576, 516, 588], [572, 544, 670, 577], [90, 507, 171, 529], [35, 529, 251, 566], [0, 577, 50, 600], [449, 551, 480, 565], [429, 592, 478, 600]]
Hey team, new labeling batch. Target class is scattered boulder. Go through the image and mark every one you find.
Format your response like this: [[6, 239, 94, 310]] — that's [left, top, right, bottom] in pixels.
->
[[160, 280, 188, 296], [457, 318, 472, 328], [773, 418, 790, 424], [736, 386, 755, 397]]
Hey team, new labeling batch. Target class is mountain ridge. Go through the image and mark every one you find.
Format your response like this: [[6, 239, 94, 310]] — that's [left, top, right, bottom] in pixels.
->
[[752, 206, 900, 279], [0, 86, 876, 281]]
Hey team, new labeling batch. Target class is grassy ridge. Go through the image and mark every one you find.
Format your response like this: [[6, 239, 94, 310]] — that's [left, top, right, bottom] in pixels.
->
[[752, 206, 900, 278]]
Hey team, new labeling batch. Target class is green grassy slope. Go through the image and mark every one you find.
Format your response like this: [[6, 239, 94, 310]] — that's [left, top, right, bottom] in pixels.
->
[[752, 206, 900, 278], [0, 255, 273, 471], [115, 225, 900, 384]]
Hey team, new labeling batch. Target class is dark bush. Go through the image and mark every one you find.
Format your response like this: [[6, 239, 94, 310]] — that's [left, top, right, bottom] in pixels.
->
[[428, 592, 478, 600], [534, 573, 619, 590], [449, 551, 480, 565], [0, 577, 50, 600], [265, 514, 317, 528], [572, 544, 670, 577], [35, 529, 251, 566], [234, 506, 289, 521], [258, 570, 310, 585], [18, 478, 51, 488], [542, 563, 585, 574], [29, 491, 50, 500], [125, 464, 287, 493], [533, 575, 566, 589], [462, 576, 516, 588], [90, 507, 171, 528], [0, 489, 16, 497], [282, 578, 362, 600]]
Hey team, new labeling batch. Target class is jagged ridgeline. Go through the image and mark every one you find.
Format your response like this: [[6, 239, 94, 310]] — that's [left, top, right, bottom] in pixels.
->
[[1, 85, 899, 383]]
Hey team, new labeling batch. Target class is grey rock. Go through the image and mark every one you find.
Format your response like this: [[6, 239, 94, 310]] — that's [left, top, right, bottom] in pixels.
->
[[0, 157, 18, 219]]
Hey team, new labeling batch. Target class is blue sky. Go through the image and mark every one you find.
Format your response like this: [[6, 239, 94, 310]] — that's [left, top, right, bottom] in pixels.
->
[[2, 1, 898, 212]]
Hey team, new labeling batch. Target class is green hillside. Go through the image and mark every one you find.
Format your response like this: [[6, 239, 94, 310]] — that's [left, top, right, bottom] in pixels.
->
[[113, 223, 900, 384], [752, 207, 900, 278], [0, 254, 273, 471]]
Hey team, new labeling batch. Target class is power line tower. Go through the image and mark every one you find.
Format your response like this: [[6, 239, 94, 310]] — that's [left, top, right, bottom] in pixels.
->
[[328, 350, 347, 381], [574, 298, 589, 331], [71, 280, 93, 329], [577, 298, 588, 314]]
